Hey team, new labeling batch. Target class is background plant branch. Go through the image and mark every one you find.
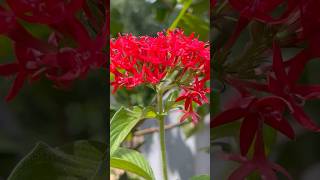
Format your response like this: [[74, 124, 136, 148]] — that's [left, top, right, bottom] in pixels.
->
[[134, 121, 188, 136]]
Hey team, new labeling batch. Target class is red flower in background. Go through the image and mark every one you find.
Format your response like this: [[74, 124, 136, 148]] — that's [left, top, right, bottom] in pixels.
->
[[231, 42, 320, 132], [268, 42, 320, 131], [224, 127, 293, 180], [110, 30, 210, 123], [229, 0, 297, 23], [6, 0, 84, 24], [285, 0, 320, 83], [224, 0, 298, 49], [213, 0, 320, 179], [211, 95, 294, 155], [0, 0, 108, 101]]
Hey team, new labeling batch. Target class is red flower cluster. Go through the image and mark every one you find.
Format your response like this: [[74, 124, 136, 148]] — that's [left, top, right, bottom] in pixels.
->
[[212, 0, 320, 179], [110, 30, 210, 123], [0, 0, 108, 101]]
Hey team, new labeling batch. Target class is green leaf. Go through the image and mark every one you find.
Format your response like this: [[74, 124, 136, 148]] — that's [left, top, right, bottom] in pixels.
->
[[190, 0, 210, 15], [182, 122, 198, 138], [169, 0, 192, 30], [110, 106, 145, 155], [8, 141, 107, 180], [263, 124, 277, 155], [19, 20, 53, 39], [211, 142, 232, 152], [165, 90, 180, 111], [190, 174, 210, 180], [110, 8, 124, 37], [211, 121, 241, 141], [0, 35, 14, 61], [111, 148, 155, 180], [181, 13, 209, 40], [110, 73, 115, 81], [143, 106, 157, 119], [181, 118, 205, 139]]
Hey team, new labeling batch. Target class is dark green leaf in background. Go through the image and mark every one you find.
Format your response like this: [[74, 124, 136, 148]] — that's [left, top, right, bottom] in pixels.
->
[[8, 141, 106, 180]]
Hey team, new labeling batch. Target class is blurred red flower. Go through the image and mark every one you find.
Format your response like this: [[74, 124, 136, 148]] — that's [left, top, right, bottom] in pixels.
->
[[0, 0, 108, 101], [211, 95, 294, 155], [224, 127, 293, 180]]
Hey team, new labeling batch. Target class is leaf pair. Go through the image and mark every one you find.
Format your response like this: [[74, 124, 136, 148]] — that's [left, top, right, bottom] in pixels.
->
[[8, 106, 157, 180], [110, 106, 156, 180]]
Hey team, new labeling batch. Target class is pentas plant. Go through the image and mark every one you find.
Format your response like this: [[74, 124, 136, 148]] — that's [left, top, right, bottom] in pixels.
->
[[111, 30, 210, 123], [0, 0, 108, 101], [110, 30, 209, 179], [212, 0, 320, 179]]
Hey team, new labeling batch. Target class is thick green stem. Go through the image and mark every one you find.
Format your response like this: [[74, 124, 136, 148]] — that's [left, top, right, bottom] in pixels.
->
[[157, 90, 168, 180]]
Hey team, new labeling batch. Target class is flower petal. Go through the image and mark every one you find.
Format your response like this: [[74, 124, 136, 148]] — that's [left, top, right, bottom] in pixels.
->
[[291, 103, 320, 132], [258, 166, 277, 180], [253, 128, 266, 161], [254, 96, 289, 112], [287, 49, 310, 84], [228, 163, 257, 180], [220, 153, 248, 163], [5, 72, 26, 102], [211, 108, 246, 128], [294, 85, 320, 100], [224, 16, 250, 49], [264, 116, 295, 139], [268, 75, 284, 95], [0, 63, 19, 76], [240, 114, 259, 155], [272, 42, 289, 85], [271, 163, 293, 180], [226, 77, 268, 93]]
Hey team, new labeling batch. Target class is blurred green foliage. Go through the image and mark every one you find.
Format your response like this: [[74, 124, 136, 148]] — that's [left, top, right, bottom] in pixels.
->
[[110, 0, 209, 39]]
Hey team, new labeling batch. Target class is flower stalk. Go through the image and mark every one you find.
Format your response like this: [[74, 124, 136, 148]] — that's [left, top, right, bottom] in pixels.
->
[[157, 88, 169, 180]]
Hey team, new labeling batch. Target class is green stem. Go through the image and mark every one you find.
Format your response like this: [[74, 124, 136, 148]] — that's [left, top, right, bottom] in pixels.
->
[[157, 90, 169, 180], [168, 0, 192, 31]]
